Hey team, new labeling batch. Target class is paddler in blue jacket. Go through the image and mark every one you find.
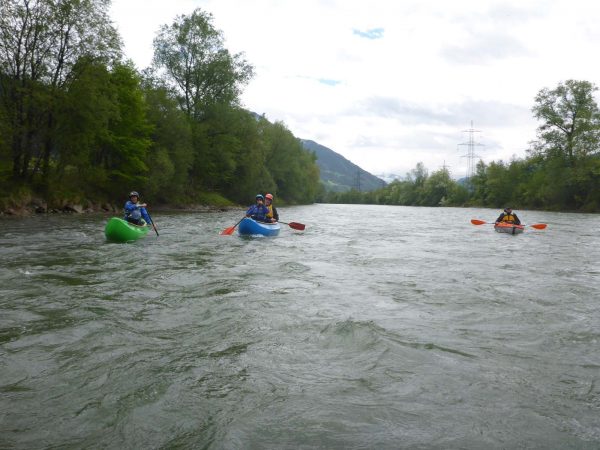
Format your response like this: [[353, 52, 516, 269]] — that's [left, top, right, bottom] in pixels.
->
[[495, 207, 521, 225], [124, 191, 152, 226], [245, 194, 270, 222]]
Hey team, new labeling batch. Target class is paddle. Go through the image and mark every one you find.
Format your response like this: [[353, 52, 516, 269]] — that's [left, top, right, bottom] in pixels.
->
[[221, 217, 245, 235], [470, 219, 547, 229], [279, 221, 306, 231], [145, 211, 159, 236], [525, 223, 547, 230]]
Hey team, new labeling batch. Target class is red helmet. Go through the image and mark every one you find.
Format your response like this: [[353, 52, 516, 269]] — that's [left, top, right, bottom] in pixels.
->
[[265, 193, 274, 200]]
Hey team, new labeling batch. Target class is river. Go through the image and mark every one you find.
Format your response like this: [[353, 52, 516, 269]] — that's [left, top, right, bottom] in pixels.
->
[[1, 204, 599, 449]]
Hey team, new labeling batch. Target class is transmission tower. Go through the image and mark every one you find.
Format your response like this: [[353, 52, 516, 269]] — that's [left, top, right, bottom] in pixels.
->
[[439, 160, 451, 175], [457, 121, 484, 182]]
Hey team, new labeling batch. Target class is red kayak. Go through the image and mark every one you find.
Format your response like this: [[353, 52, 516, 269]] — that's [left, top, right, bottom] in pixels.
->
[[494, 222, 524, 235]]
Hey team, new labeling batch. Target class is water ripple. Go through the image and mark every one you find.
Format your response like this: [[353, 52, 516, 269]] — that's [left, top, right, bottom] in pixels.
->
[[1, 207, 599, 448]]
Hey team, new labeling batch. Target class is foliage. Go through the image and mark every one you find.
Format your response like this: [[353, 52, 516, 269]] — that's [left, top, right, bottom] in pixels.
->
[[0, 0, 121, 181], [324, 80, 600, 212], [140, 73, 193, 202], [1, 4, 598, 213], [152, 8, 253, 120], [0, 4, 320, 208]]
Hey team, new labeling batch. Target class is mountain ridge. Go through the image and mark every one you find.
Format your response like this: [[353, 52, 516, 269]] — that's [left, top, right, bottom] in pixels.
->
[[301, 139, 386, 192]]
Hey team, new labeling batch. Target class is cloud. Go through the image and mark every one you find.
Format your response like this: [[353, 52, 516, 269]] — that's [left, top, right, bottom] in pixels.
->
[[441, 31, 531, 65], [352, 28, 385, 40], [318, 79, 342, 86], [351, 96, 532, 127], [109, 0, 600, 178], [485, 3, 546, 24]]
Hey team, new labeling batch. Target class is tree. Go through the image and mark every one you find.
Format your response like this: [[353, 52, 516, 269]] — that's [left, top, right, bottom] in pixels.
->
[[152, 8, 254, 120], [421, 167, 452, 206], [468, 160, 488, 205], [531, 80, 600, 164], [53, 58, 115, 182], [52, 61, 152, 197], [484, 161, 512, 207], [141, 72, 193, 202], [263, 122, 314, 203], [99, 63, 152, 191], [530, 80, 600, 209], [0, 0, 121, 180]]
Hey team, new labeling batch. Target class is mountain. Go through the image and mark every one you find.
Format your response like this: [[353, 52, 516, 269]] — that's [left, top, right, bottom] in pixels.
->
[[301, 139, 387, 192], [376, 173, 403, 183]]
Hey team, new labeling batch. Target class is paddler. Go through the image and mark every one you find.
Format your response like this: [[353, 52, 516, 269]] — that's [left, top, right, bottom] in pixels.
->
[[264, 193, 279, 223], [124, 191, 153, 226], [245, 194, 270, 222], [495, 207, 521, 225]]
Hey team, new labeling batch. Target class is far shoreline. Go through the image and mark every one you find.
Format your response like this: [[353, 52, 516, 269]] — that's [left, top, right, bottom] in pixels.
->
[[0, 202, 240, 218]]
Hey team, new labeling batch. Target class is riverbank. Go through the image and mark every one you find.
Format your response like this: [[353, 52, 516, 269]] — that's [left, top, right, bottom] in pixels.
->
[[0, 181, 244, 216], [0, 201, 240, 217]]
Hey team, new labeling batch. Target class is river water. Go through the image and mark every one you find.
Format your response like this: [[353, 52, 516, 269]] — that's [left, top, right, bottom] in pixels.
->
[[1, 204, 599, 449]]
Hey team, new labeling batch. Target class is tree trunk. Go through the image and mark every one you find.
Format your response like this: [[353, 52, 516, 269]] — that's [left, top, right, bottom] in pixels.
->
[[12, 135, 22, 179]]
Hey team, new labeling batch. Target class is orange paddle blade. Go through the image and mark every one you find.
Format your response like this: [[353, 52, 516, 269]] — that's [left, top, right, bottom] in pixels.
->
[[529, 223, 547, 230], [288, 222, 305, 230], [220, 217, 245, 236], [471, 219, 487, 225], [220, 226, 236, 235]]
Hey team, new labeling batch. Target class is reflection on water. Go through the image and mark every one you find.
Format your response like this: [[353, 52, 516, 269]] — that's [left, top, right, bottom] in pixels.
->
[[1, 205, 599, 448]]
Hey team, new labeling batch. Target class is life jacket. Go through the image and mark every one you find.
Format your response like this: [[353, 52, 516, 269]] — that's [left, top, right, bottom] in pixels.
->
[[500, 213, 516, 223], [124, 202, 142, 220], [266, 204, 274, 219], [247, 204, 269, 221]]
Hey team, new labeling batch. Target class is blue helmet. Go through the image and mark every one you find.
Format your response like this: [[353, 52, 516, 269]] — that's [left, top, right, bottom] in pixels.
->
[[256, 194, 264, 201], [129, 191, 140, 197]]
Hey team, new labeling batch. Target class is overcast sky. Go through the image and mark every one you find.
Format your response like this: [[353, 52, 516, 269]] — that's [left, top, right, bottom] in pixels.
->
[[110, 0, 600, 179]]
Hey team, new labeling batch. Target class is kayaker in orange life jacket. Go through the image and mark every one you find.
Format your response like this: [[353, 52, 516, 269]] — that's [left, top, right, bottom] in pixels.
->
[[495, 207, 521, 225], [264, 193, 279, 223]]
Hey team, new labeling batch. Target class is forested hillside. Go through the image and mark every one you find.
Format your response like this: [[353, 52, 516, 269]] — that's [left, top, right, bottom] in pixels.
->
[[0, 2, 321, 212], [2, 2, 599, 214], [327, 80, 600, 212], [301, 140, 386, 192]]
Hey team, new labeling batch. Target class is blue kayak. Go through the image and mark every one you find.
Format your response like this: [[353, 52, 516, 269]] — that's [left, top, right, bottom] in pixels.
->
[[238, 218, 281, 236]]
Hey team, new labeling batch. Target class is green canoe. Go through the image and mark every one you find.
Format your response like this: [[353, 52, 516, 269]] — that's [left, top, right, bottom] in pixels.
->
[[105, 217, 150, 242]]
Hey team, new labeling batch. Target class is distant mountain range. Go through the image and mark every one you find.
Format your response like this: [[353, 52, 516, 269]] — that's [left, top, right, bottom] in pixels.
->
[[301, 139, 387, 192]]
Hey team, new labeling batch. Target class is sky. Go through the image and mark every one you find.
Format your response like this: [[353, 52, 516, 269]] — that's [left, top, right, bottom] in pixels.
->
[[109, 0, 600, 180]]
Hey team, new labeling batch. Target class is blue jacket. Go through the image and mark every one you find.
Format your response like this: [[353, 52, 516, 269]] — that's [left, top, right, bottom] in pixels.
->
[[124, 201, 152, 224], [245, 204, 270, 222]]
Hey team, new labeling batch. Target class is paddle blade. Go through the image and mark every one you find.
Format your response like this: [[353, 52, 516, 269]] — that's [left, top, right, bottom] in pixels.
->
[[529, 223, 547, 230], [220, 226, 236, 235], [287, 222, 306, 231], [471, 219, 487, 225]]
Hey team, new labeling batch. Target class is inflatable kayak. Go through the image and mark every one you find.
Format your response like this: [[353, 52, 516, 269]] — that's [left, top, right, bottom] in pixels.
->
[[494, 222, 524, 235], [238, 218, 281, 236], [105, 217, 150, 242]]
